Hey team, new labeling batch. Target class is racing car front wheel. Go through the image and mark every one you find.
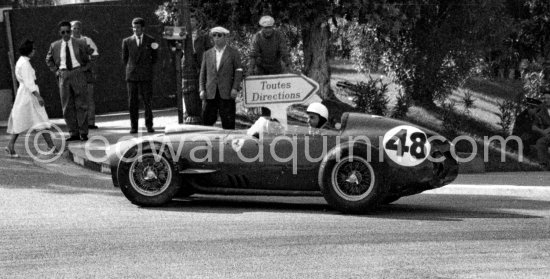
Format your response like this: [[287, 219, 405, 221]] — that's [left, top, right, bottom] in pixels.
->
[[320, 150, 383, 214], [118, 149, 181, 206]]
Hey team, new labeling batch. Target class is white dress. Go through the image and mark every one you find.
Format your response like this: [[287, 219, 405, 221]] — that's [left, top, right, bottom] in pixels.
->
[[7, 56, 51, 134]]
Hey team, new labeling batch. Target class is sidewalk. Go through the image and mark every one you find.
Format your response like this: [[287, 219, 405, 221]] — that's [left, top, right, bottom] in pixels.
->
[[51, 108, 251, 174], [2, 108, 486, 175]]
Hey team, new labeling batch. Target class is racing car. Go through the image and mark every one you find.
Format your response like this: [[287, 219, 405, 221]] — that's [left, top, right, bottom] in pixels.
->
[[109, 112, 458, 214]]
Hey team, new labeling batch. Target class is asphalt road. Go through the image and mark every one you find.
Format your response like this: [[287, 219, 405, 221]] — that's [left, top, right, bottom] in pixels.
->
[[1, 154, 549, 278]]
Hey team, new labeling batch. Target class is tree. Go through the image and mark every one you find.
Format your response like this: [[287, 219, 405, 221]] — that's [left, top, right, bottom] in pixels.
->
[[200, 0, 387, 101], [369, 0, 513, 106]]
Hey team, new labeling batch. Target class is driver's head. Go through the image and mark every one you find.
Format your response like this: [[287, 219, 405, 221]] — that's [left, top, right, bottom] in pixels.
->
[[306, 103, 328, 128]]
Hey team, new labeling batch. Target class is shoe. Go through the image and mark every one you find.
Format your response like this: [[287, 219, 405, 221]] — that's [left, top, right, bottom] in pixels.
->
[[147, 127, 155, 133], [66, 135, 81, 142], [80, 134, 88, 141], [4, 147, 19, 158], [88, 125, 99, 129], [130, 129, 138, 134], [44, 146, 60, 155]]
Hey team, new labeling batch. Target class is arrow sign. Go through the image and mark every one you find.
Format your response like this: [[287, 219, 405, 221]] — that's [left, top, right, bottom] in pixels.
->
[[242, 74, 321, 128], [243, 74, 319, 106]]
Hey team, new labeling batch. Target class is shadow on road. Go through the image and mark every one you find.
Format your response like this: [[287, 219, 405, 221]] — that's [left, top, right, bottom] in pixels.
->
[[140, 193, 549, 221]]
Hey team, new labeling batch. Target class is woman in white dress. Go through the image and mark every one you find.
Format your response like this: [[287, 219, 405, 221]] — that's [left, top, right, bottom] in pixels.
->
[[5, 39, 57, 158]]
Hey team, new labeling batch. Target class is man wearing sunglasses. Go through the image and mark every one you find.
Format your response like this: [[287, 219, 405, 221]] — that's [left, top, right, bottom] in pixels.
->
[[199, 26, 243, 129], [46, 20, 93, 141]]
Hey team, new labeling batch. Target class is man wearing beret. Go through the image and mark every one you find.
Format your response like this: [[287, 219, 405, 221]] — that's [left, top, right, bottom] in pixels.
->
[[122, 17, 159, 134], [199, 26, 243, 129], [248, 15, 291, 76]]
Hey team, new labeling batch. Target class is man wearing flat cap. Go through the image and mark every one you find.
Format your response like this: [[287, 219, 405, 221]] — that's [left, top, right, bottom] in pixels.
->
[[248, 15, 291, 76], [199, 26, 243, 129]]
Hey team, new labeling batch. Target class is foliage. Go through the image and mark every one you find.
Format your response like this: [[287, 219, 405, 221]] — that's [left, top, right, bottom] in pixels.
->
[[337, 79, 389, 116], [391, 90, 410, 119], [496, 99, 517, 135], [523, 68, 544, 99], [462, 90, 476, 112], [516, 0, 550, 98], [154, 1, 180, 26], [356, 1, 515, 106], [519, 0, 550, 60], [440, 101, 462, 139]]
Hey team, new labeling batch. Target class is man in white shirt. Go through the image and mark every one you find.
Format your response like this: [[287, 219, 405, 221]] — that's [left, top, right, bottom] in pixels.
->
[[46, 21, 92, 141], [71, 20, 100, 129], [199, 26, 243, 129]]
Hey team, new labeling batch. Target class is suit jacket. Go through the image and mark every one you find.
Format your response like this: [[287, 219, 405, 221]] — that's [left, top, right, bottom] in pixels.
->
[[45, 38, 91, 73], [122, 34, 158, 81], [199, 45, 243, 100], [182, 31, 212, 72]]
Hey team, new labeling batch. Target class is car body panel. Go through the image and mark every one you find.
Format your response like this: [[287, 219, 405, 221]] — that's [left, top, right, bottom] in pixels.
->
[[110, 112, 458, 199]]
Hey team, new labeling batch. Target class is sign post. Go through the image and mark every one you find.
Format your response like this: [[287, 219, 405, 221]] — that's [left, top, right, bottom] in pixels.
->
[[243, 74, 322, 127]]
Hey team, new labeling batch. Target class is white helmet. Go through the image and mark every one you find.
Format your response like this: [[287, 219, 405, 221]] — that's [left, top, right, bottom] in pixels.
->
[[306, 103, 329, 120]]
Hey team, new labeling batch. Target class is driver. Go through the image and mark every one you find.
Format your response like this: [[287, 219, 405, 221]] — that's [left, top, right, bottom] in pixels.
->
[[306, 103, 329, 130], [247, 107, 284, 138]]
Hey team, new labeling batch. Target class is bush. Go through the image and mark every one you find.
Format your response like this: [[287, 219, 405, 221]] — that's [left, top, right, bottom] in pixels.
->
[[441, 101, 462, 139], [391, 90, 410, 119], [462, 90, 476, 113], [336, 78, 389, 116], [496, 99, 517, 136]]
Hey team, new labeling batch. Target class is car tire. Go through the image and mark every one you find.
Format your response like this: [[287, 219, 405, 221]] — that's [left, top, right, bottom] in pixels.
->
[[320, 148, 383, 214], [118, 148, 181, 206]]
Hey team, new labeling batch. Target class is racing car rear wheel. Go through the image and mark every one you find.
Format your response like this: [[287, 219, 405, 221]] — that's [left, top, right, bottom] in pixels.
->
[[118, 150, 181, 206], [320, 152, 382, 214]]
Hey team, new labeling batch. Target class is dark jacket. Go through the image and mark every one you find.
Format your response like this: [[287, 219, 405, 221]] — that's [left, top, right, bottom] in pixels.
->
[[199, 45, 243, 100], [248, 30, 290, 75], [45, 38, 91, 74], [122, 34, 158, 81], [182, 31, 212, 72], [512, 109, 537, 136]]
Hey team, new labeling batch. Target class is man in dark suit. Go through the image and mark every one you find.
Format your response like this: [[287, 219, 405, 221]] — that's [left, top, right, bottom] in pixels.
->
[[122, 17, 159, 134], [180, 14, 212, 122], [46, 21, 92, 141], [182, 14, 212, 73], [199, 26, 243, 129]]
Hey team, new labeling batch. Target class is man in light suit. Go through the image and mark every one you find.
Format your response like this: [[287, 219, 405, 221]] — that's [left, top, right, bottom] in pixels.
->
[[122, 17, 159, 134], [46, 20, 92, 141], [199, 26, 243, 129]]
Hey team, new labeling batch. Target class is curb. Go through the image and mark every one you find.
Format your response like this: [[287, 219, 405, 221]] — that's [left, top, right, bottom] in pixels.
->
[[68, 149, 111, 174]]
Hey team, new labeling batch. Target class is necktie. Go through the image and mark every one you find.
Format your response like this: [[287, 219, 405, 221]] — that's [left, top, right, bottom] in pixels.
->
[[137, 36, 141, 47], [65, 43, 73, 70]]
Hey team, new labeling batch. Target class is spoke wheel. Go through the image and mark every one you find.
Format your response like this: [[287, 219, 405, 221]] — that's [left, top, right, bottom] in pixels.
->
[[118, 148, 181, 207], [331, 156, 375, 201], [129, 153, 173, 196], [320, 148, 384, 214]]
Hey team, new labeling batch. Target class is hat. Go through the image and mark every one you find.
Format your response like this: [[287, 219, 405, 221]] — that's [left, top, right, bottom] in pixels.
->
[[210, 26, 230, 34], [306, 103, 329, 120], [525, 97, 542, 106], [259, 15, 275, 27]]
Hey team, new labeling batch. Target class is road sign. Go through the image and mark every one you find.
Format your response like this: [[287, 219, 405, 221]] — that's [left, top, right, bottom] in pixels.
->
[[243, 74, 319, 106], [242, 74, 321, 128]]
